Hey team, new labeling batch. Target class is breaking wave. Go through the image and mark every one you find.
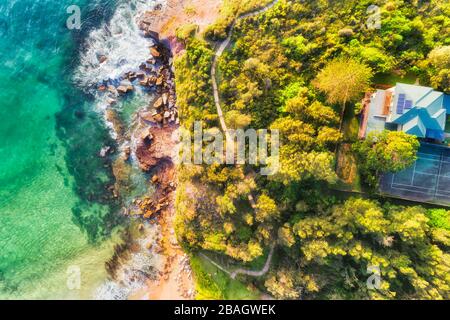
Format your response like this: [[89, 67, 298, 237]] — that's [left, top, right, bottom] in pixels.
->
[[94, 223, 164, 300], [72, 0, 167, 300], [73, 0, 164, 89]]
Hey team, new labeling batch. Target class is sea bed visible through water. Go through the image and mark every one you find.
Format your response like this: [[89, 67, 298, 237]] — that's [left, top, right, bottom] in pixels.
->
[[0, 0, 165, 299]]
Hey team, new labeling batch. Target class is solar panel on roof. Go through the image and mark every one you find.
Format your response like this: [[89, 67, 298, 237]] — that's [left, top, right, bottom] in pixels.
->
[[404, 100, 413, 109], [397, 94, 406, 114]]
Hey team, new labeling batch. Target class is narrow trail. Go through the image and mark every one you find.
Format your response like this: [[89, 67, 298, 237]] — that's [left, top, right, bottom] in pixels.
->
[[211, 0, 279, 137], [200, 243, 276, 279], [230, 243, 276, 279], [206, 0, 280, 281]]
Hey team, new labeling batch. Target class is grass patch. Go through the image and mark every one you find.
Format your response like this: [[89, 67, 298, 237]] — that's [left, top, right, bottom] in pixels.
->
[[190, 254, 261, 300], [335, 143, 362, 192], [204, 0, 275, 41], [184, 5, 197, 17], [337, 102, 363, 191], [373, 71, 417, 86], [341, 103, 360, 142], [343, 117, 360, 141]]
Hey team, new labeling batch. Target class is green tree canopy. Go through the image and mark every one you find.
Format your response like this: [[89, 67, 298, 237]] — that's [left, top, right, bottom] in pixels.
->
[[353, 130, 420, 187], [313, 58, 372, 108], [255, 194, 279, 222], [427, 46, 450, 93], [289, 198, 450, 299]]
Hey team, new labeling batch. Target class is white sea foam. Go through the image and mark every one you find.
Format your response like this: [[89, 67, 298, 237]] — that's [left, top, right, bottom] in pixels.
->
[[94, 222, 164, 300], [73, 0, 164, 89], [75, 0, 167, 300], [73, 0, 164, 140]]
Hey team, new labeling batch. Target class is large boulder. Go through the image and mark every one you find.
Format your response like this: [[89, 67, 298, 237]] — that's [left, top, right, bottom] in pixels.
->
[[98, 55, 108, 64], [150, 46, 161, 58], [117, 85, 134, 94], [140, 111, 155, 122], [135, 127, 176, 172], [140, 128, 154, 144], [153, 97, 164, 109], [139, 77, 149, 86]]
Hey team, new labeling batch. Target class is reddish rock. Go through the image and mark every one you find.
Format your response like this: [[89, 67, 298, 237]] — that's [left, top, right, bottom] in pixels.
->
[[117, 85, 134, 94], [150, 46, 161, 57], [139, 78, 149, 86], [153, 97, 164, 109], [140, 111, 155, 122], [98, 55, 108, 64], [147, 76, 157, 85], [153, 114, 163, 123], [135, 127, 176, 172], [117, 86, 128, 94]]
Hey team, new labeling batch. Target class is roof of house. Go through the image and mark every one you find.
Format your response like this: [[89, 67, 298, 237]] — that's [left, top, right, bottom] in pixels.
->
[[444, 94, 450, 113], [388, 83, 446, 138], [364, 90, 388, 136]]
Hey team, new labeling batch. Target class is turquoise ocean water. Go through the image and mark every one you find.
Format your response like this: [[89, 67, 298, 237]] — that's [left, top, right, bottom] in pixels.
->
[[0, 0, 156, 299]]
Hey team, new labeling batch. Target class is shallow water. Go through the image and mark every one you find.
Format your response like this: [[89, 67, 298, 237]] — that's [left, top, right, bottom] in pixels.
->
[[0, 0, 161, 299]]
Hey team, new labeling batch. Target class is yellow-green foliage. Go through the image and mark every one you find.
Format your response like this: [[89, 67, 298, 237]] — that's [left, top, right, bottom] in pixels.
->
[[174, 0, 450, 300], [175, 23, 198, 41], [313, 58, 372, 107], [353, 130, 420, 187], [204, 0, 274, 41], [190, 255, 224, 299], [286, 198, 450, 300], [190, 255, 260, 300], [174, 38, 216, 129]]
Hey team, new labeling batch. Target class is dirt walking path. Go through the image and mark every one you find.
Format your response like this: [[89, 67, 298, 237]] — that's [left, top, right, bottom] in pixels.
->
[[207, 0, 279, 282], [211, 0, 279, 137], [200, 243, 276, 280]]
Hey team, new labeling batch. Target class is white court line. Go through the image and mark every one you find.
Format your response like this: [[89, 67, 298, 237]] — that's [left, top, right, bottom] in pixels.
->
[[417, 152, 441, 159], [416, 150, 450, 161], [436, 190, 450, 196], [390, 185, 450, 198], [391, 182, 434, 191], [412, 171, 439, 177], [415, 158, 450, 166], [390, 179, 450, 194], [387, 148, 450, 201], [394, 170, 438, 178], [434, 151, 444, 200], [410, 161, 417, 185], [389, 185, 450, 197], [390, 186, 433, 196], [390, 182, 450, 195]]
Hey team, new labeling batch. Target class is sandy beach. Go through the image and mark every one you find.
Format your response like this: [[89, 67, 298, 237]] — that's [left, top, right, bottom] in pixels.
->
[[141, 0, 222, 38]]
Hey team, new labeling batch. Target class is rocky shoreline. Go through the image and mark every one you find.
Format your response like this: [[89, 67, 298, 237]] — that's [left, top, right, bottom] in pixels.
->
[[94, 13, 192, 299], [93, 0, 223, 300]]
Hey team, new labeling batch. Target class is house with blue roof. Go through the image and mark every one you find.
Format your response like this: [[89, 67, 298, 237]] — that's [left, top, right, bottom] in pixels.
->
[[360, 83, 449, 142]]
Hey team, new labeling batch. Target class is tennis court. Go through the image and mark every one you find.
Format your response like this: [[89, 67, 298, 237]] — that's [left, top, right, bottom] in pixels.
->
[[380, 143, 450, 206]]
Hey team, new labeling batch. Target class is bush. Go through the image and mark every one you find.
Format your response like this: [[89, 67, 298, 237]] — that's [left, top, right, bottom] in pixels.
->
[[176, 23, 199, 41]]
